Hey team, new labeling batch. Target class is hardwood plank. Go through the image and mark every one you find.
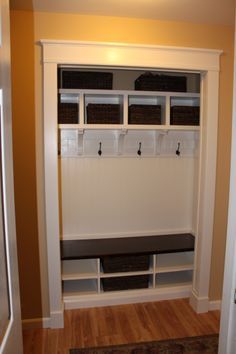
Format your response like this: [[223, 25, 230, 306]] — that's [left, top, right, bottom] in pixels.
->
[[23, 299, 220, 354]]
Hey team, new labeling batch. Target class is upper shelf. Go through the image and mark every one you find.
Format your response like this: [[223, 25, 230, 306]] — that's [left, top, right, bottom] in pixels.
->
[[58, 89, 201, 131], [58, 88, 200, 98], [58, 124, 200, 131]]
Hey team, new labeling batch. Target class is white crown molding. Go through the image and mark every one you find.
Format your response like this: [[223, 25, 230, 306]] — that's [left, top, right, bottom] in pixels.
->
[[39, 40, 222, 72]]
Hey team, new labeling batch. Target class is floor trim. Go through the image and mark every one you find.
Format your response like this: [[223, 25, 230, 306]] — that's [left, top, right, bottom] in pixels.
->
[[22, 317, 51, 329]]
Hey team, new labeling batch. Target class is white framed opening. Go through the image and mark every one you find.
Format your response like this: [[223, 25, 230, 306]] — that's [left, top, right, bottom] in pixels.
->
[[41, 40, 221, 328]]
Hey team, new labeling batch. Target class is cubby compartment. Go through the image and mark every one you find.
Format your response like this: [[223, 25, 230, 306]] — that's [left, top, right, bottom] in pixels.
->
[[61, 259, 98, 280], [58, 93, 79, 124], [155, 270, 193, 288], [63, 279, 98, 296], [101, 274, 151, 292], [100, 254, 150, 273], [170, 96, 200, 126], [155, 252, 194, 273], [128, 95, 165, 125], [84, 94, 123, 125]]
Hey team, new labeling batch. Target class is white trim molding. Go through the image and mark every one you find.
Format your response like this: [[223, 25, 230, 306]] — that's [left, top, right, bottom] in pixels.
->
[[22, 317, 51, 330], [209, 300, 221, 311], [40, 40, 222, 72], [64, 286, 192, 310], [40, 40, 222, 327]]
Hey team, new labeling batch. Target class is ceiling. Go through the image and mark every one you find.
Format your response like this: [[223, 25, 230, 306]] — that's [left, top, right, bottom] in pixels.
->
[[10, 0, 235, 26]]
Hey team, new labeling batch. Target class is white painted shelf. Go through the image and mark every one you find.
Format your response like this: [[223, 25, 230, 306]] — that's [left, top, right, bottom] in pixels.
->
[[156, 252, 194, 273], [156, 270, 193, 288], [63, 279, 98, 296], [58, 89, 200, 130], [61, 251, 194, 305], [59, 88, 200, 98], [100, 269, 154, 278], [58, 124, 200, 131], [61, 259, 98, 280]]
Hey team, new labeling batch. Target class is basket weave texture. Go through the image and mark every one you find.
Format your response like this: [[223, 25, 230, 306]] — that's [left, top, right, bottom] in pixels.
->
[[128, 104, 162, 125], [135, 72, 187, 92], [101, 254, 150, 273], [60, 70, 113, 89], [58, 103, 78, 124], [170, 106, 200, 125], [86, 104, 122, 124], [102, 275, 149, 292]]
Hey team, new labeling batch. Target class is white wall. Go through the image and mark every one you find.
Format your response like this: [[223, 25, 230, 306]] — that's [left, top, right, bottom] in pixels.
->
[[60, 157, 196, 239]]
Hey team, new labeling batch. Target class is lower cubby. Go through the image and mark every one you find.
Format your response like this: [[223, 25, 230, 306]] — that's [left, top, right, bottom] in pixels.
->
[[155, 270, 193, 288], [100, 254, 150, 273], [61, 234, 195, 308], [62, 259, 98, 280], [101, 274, 151, 292], [63, 279, 98, 297]]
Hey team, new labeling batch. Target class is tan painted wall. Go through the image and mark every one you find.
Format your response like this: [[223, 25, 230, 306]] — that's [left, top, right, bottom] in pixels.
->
[[10, 11, 42, 319], [11, 10, 234, 319]]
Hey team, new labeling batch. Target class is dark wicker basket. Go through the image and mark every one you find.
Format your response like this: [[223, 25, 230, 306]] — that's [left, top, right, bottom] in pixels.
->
[[135, 72, 187, 92], [128, 104, 162, 125], [86, 103, 122, 124], [59, 70, 113, 89], [101, 254, 150, 273], [102, 275, 149, 292], [58, 102, 79, 124], [170, 106, 200, 125]]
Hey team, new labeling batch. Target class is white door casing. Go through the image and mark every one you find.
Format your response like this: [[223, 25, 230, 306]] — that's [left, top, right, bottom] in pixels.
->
[[0, 0, 23, 352], [40, 40, 221, 327]]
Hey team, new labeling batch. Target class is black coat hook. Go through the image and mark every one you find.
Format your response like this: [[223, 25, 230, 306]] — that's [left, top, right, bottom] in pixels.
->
[[137, 142, 142, 156], [176, 142, 181, 156], [98, 142, 102, 156]]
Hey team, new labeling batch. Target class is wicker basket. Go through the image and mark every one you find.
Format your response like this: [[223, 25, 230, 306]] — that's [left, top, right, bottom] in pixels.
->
[[101, 254, 150, 273], [86, 103, 122, 124], [59, 70, 113, 89], [135, 72, 187, 92], [170, 106, 200, 125], [58, 102, 79, 124], [102, 275, 149, 292], [128, 104, 162, 125]]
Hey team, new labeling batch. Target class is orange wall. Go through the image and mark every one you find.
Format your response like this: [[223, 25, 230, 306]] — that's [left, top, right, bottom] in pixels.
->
[[11, 10, 234, 319], [10, 11, 42, 319]]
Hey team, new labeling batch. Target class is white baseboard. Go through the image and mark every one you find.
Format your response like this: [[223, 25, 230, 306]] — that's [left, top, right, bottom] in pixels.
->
[[22, 317, 51, 330], [209, 300, 221, 311], [190, 290, 221, 313], [50, 309, 64, 328], [22, 295, 221, 330], [63, 286, 192, 310], [190, 290, 209, 313], [22, 309, 64, 329]]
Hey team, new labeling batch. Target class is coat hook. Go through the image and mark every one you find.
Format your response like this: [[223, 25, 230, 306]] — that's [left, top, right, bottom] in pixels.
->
[[137, 142, 142, 156], [176, 142, 181, 156], [98, 142, 102, 156]]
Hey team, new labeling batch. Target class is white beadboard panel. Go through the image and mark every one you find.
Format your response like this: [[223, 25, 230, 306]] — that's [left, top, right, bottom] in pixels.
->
[[59, 157, 196, 238]]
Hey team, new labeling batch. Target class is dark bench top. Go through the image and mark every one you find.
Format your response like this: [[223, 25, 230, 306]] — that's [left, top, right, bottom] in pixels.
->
[[61, 233, 195, 260]]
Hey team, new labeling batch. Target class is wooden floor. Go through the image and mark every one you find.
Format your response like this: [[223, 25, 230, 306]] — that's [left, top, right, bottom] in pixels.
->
[[23, 299, 220, 354]]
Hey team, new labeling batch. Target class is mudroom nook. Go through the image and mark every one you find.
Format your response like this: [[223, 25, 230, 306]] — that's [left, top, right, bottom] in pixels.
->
[[41, 40, 221, 328]]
